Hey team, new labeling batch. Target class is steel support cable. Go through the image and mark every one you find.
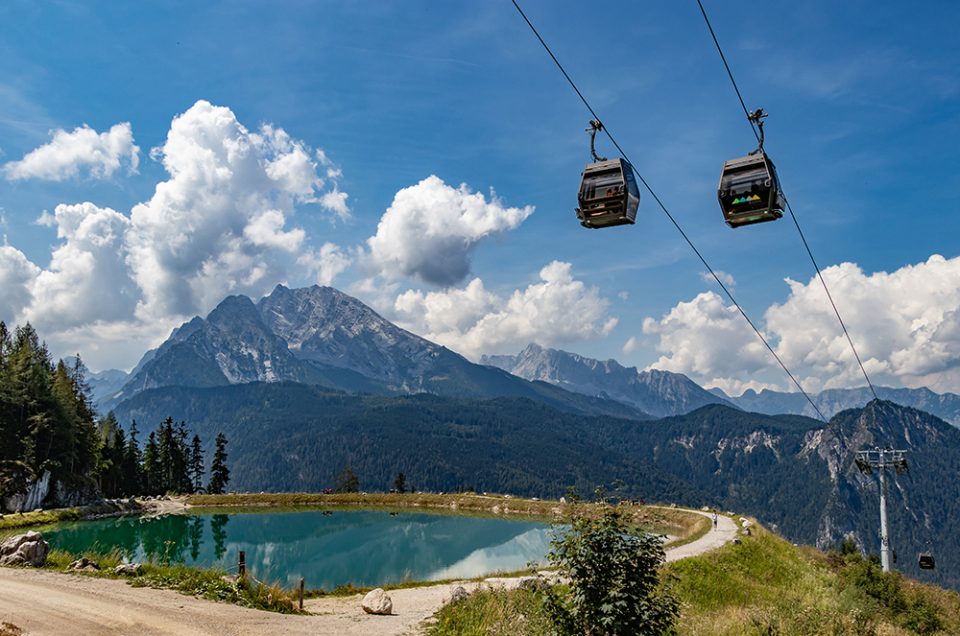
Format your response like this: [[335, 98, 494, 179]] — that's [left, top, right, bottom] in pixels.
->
[[509, 0, 828, 423], [694, 0, 879, 402]]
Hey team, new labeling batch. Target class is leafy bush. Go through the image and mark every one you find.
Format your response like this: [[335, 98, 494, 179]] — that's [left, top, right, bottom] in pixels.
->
[[900, 594, 944, 635], [543, 494, 679, 635], [843, 555, 907, 613]]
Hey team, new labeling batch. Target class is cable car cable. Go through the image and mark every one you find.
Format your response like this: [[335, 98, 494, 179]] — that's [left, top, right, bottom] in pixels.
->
[[694, 0, 879, 402], [509, 0, 828, 423]]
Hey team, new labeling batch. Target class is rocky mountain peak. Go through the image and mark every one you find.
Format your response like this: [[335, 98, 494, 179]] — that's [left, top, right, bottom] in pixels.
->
[[844, 399, 958, 449], [483, 343, 731, 417]]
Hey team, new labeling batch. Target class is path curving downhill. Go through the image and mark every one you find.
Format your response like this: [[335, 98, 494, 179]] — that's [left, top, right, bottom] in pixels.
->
[[0, 508, 738, 636]]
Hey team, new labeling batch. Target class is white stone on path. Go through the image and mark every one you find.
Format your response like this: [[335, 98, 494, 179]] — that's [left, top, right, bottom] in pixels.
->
[[361, 588, 393, 615]]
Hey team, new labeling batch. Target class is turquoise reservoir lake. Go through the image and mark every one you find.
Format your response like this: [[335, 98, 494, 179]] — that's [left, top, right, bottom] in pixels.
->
[[43, 509, 553, 590]]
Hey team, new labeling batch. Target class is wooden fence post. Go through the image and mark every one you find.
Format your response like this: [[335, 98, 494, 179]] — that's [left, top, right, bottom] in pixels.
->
[[299, 577, 305, 609], [238, 550, 246, 578]]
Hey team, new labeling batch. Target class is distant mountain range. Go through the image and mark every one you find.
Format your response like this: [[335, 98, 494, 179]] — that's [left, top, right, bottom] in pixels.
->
[[482, 343, 960, 426], [712, 386, 960, 427], [88, 285, 960, 427], [99, 285, 646, 420], [482, 343, 733, 417]]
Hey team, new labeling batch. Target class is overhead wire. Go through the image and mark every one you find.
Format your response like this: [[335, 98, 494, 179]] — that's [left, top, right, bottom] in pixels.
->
[[694, 0, 879, 402], [509, 0, 829, 423]]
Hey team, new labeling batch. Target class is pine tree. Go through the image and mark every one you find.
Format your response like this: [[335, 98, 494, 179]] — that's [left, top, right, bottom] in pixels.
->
[[174, 421, 192, 493], [393, 471, 407, 494], [143, 431, 160, 495], [123, 420, 143, 495], [207, 432, 230, 495], [190, 434, 204, 493], [156, 417, 174, 493], [95, 412, 126, 497], [335, 464, 360, 493]]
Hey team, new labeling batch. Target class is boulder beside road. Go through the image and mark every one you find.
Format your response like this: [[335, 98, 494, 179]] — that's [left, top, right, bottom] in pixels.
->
[[361, 588, 393, 615], [0, 531, 49, 567]]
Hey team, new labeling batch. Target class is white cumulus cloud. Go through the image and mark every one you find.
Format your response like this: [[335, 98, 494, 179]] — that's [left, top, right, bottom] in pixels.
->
[[0, 100, 352, 370], [643, 254, 960, 394], [126, 99, 347, 320], [0, 245, 40, 323], [3, 122, 139, 181], [393, 261, 616, 360], [298, 242, 351, 286], [767, 255, 960, 391], [700, 270, 735, 288], [26, 202, 139, 330], [365, 175, 533, 287], [642, 291, 772, 387]]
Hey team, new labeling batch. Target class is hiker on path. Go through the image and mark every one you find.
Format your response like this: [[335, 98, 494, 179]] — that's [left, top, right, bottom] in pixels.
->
[[712, 512, 718, 530]]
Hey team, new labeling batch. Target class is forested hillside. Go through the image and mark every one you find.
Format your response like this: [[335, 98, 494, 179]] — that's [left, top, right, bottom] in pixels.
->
[[0, 322, 229, 510], [114, 384, 960, 590], [113, 382, 699, 504], [0, 322, 99, 508]]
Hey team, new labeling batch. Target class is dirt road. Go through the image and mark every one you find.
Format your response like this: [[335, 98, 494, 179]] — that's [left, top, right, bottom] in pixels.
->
[[0, 508, 738, 636]]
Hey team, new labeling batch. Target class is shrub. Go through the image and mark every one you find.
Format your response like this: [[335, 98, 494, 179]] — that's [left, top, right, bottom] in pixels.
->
[[843, 555, 907, 613], [543, 494, 679, 635], [901, 594, 944, 635]]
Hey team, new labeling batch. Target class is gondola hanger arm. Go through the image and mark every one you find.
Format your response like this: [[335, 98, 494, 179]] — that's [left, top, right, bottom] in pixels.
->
[[747, 108, 767, 154], [586, 119, 607, 162]]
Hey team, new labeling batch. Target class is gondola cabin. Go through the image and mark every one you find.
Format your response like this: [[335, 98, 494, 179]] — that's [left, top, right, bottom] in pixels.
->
[[717, 151, 785, 228], [919, 553, 936, 570], [576, 158, 640, 229]]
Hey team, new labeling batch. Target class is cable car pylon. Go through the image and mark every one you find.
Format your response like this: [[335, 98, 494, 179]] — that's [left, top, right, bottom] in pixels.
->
[[855, 447, 909, 572]]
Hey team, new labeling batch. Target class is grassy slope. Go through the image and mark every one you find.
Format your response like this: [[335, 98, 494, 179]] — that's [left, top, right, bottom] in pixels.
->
[[431, 526, 960, 636]]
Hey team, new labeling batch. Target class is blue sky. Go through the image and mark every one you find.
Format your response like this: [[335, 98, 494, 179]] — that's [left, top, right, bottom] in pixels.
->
[[1, 0, 958, 394]]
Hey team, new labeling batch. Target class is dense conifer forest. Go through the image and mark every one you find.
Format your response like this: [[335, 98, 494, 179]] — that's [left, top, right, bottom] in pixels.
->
[[0, 322, 228, 508]]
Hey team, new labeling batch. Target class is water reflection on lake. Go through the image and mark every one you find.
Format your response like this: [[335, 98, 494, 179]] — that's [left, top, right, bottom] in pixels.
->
[[43, 509, 553, 590]]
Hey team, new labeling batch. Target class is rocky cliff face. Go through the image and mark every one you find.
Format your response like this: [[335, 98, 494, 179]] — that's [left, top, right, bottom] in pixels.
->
[[570, 400, 960, 588], [810, 401, 960, 562], [481, 343, 732, 417], [113, 294, 322, 402], [257, 284, 449, 389]]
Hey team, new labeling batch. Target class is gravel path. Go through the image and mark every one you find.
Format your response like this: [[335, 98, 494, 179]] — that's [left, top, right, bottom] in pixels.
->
[[0, 508, 738, 636]]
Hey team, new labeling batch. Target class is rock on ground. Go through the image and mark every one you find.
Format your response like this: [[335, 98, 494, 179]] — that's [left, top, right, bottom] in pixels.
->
[[361, 588, 393, 615], [449, 586, 469, 603], [68, 558, 100, 572], [113, 563, 142, 576], [0, 531, 49, 567]]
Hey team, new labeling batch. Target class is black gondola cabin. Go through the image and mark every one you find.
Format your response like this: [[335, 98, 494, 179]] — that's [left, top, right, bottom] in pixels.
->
[[919, 553, 936, 570], [576, 158, 640, 229], [717, 151, 785, 228]]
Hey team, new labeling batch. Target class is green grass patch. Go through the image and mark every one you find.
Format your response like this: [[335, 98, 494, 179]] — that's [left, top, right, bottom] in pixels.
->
[[431, 524, 960, 636], [38, 548, 303, 614], [429, 587, 552, 636]]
